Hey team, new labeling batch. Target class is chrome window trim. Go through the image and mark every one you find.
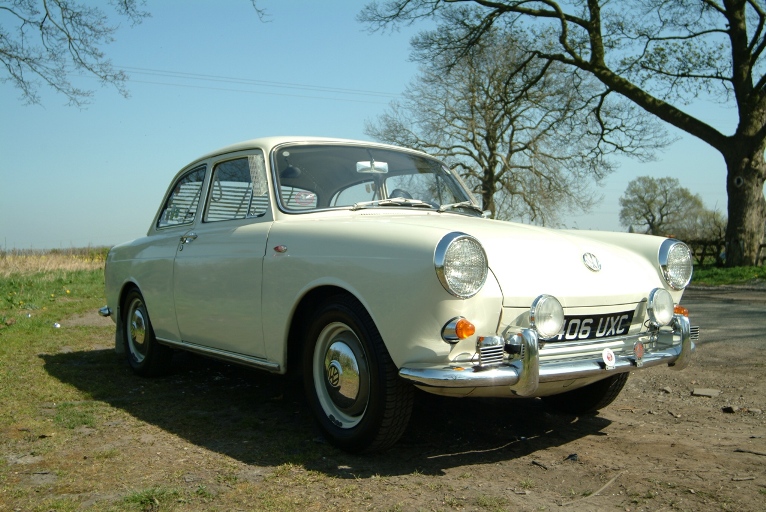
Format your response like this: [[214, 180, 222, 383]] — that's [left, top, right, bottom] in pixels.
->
[[155, 164, 208, 230]]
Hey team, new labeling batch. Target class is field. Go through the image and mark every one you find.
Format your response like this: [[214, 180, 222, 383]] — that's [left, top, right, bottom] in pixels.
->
[[1, 251, 764, 511]]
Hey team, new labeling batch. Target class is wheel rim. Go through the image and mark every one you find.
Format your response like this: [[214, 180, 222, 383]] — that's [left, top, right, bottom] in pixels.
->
[[313, 322, 370, 429], [126, 297, 148, 363]]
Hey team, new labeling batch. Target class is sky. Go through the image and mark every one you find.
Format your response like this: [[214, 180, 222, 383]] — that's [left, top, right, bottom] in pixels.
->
[[0, 0, 736, 250]]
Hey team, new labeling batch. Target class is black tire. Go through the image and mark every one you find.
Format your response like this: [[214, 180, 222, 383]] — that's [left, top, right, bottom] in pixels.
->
[[303, 295, 413, 452], [542, 373, 629, 414], [122, 289, 172, 377]]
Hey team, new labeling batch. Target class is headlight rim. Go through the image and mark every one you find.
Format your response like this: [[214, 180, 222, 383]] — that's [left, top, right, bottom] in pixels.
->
[[434, 232, 488, 299], [529, 294, 565, 340], [647, 287, 675, 326], [659, 239, 693, 290]]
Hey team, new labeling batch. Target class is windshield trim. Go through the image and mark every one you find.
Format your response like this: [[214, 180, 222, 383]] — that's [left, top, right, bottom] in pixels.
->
[[270, 142, 479, 215]]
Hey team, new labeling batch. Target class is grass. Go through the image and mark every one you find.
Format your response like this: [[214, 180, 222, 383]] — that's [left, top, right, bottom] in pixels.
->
[[0, 247, 109, 278], [122, 486, 181, 511], [0, 248, 336, 511], [691, 265, 766, 286]]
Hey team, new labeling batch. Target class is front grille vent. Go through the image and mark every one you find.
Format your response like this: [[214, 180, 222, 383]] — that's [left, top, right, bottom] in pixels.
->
[[477, 336, 505, 367], [690, 325, 700, 342]]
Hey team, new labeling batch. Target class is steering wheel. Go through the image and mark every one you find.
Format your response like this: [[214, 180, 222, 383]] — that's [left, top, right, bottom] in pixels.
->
[[389, 188, 412, 199]]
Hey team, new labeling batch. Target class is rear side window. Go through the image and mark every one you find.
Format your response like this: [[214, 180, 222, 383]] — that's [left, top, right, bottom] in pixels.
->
[[157, 165, 206, 228], [204, 153, 269, 222]]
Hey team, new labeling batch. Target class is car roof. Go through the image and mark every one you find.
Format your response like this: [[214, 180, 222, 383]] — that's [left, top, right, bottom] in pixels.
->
[[192, 136, 426, 163]]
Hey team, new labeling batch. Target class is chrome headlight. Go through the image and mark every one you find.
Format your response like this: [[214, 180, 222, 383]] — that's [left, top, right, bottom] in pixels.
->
[[659, 239, 693, 290], [647, 288, 675, 326], [435, 232, 488, 298], [530, 294, 564, 339]]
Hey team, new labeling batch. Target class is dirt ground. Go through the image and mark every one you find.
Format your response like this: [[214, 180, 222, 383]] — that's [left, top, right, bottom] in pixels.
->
[[3, 287, 765, 511]]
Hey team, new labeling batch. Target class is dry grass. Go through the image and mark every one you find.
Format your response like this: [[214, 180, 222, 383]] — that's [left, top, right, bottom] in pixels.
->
[[0, 247, 108, 277]]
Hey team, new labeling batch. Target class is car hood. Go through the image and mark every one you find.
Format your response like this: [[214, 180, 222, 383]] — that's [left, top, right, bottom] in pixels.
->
[[358, 212, 666, 308]]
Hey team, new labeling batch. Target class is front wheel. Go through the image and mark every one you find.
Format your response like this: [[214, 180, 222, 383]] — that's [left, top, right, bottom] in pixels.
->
[[303, 295, 413, 452], [542, 373, 629, 414], [122, 289, 172, 377]]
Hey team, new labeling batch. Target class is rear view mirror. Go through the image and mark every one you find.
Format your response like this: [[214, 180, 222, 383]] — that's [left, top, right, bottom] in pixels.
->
[[356, 161, 388, 173]]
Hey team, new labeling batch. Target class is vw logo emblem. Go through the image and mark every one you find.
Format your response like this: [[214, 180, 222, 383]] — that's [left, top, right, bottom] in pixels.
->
[[327, 361, 342, 388], [583, 252, 601, 272]]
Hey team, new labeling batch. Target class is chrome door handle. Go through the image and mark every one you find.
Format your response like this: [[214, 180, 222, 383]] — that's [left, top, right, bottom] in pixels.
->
[[180, 233, 198, 244]]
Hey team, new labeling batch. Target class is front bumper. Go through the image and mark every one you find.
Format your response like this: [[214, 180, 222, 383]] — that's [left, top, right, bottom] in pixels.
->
[[399, 314, 696, 396]]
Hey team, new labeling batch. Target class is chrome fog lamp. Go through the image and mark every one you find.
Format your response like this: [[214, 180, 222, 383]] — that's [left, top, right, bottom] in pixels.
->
[[659, 239, 693, 290], [435, 233, 488, 299], [530, 294, 564, 339], [648, 288, 675, 326]]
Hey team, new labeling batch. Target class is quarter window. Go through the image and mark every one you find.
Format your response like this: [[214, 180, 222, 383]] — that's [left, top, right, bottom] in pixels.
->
[[157, 165, 206, 228], [204, 153, 269, 222]]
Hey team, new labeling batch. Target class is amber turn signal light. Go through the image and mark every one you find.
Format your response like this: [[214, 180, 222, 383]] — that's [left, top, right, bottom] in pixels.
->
[[674, 305, 689, 317], [455, 318, 476, 339]]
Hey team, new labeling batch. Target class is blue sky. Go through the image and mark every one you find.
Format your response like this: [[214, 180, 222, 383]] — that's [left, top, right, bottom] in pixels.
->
[[0, 0, 734, 249]]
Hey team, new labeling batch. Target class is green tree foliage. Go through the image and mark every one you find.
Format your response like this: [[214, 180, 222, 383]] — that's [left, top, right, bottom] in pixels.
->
[[360, 0, 766, 266], [619, 176, 726, 240]]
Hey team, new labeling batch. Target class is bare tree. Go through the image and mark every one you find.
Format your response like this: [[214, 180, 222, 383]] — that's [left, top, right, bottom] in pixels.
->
[[619, 176, 706, 235], [361, 0, 766, 266], [366, 23, 666, 223], [1, 0, 150, 106], [1, 1, 266, 106]]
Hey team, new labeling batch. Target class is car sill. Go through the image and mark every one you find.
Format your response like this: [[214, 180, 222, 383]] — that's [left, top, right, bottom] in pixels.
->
[[158, 338, 281, 373]]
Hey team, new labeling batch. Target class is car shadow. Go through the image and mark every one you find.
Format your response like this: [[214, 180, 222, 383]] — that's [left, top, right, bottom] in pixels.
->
[[40, 348, 612, 478]]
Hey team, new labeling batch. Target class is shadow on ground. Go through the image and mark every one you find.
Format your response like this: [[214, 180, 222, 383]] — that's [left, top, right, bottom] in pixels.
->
[[40, 348, 611, 478]]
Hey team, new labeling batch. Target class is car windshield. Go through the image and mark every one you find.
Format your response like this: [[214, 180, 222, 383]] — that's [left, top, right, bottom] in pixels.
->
[[273, 144, 477, 213]]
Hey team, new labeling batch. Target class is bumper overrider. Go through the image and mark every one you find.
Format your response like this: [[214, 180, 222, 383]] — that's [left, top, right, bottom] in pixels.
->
[[399, 314, 697, 396]]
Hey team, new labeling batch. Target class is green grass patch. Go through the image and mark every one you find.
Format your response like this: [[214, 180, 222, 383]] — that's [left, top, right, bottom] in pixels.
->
[[0, 268, 104, 329], [0, 267, 107, 432], [53, 401, 99, 429], [123, 486, 181, 511], [692, 265, 766, 286]]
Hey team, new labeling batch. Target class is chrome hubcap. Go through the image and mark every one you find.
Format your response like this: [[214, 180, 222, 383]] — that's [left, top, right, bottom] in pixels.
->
[[127, 298, 148, 363], [314, 322, 370, 428]]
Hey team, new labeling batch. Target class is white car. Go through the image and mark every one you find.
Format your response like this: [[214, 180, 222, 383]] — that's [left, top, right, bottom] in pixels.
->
[[100, 136, 697, 452]]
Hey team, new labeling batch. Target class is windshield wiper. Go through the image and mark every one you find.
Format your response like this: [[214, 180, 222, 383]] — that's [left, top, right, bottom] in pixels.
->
[[351, 198, 436, 211], [437, 201, 484, 214]]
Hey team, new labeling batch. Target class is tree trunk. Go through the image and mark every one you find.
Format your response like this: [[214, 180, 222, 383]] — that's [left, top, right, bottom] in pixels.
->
[[723, 145, 766, 267]]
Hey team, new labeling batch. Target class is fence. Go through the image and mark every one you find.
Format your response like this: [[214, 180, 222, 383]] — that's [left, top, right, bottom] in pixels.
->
[[684, 239, 766, 266]]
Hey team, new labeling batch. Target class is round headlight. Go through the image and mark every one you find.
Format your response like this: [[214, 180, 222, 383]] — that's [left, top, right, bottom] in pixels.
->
[[659, 239, 693, 290], [435, 233, 488, 298], [530, 294, 564, 339], [648, 288, 675, 326]]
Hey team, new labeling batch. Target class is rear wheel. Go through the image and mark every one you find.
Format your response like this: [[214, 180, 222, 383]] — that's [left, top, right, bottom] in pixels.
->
[[122, 289, 172, 376], [303, 295, 413, 452], [542, 373, 629, 414]]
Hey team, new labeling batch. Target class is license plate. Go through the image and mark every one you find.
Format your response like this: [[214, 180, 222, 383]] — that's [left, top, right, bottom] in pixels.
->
[[551, 311, 635, 341]]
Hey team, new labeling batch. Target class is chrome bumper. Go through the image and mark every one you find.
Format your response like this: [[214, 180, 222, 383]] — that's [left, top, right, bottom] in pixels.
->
[[98, 306, 112, 317], [399, 315, 696, 396]]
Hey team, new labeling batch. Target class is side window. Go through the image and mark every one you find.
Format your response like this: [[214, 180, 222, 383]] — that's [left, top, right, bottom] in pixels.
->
[[157, 166, 206, 228], [204, 152, 269, 222]]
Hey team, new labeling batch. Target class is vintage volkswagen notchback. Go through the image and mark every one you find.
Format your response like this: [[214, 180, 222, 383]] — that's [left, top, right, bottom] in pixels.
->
[[100, 136, 697, 452]]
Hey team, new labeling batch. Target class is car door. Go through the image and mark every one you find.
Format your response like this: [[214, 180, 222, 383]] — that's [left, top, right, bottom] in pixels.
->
[[138, 164, 208, 342], [172, 151, 272, 357]]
